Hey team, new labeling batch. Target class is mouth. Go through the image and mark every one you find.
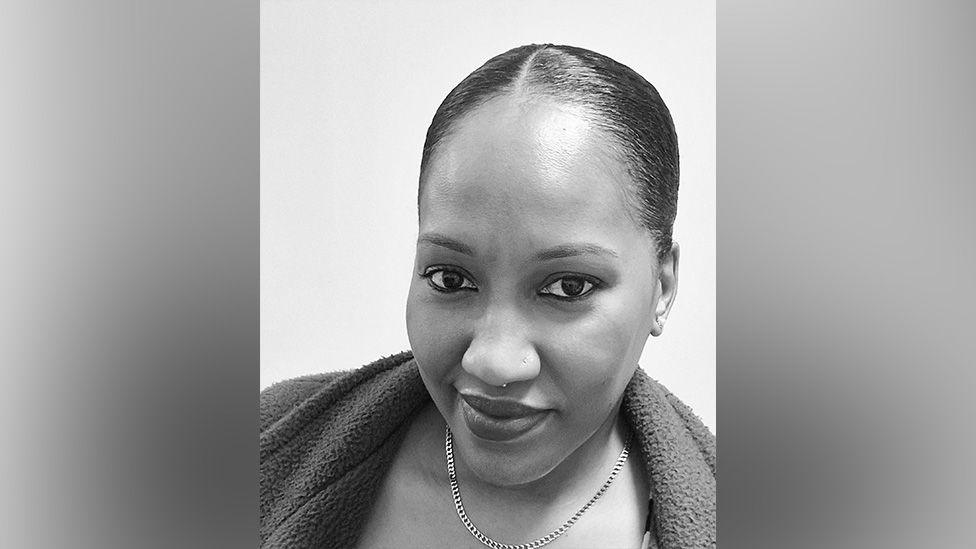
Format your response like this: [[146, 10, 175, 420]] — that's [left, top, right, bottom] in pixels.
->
[[458, 393, 550, 442]]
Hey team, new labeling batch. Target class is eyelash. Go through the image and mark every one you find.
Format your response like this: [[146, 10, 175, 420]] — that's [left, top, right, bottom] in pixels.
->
[[420, 267, 601, 301], [421, 266, 478, 293], [538, 274, 601, 301]]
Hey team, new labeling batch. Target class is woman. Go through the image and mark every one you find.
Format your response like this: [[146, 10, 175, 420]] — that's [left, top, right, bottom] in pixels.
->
[[261, 44, 715, 548]]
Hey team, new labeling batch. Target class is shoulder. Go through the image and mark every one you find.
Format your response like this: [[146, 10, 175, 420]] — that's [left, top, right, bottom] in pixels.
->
[[623, 369, 716, 548], [259, 350, 416, 435], [260, 351, 429, 547], [624, 369, 715, 474], [259, 372, 339, 433]]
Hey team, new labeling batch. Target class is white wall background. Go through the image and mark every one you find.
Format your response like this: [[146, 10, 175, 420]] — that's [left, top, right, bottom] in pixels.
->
[[261, 0, 715, 432]]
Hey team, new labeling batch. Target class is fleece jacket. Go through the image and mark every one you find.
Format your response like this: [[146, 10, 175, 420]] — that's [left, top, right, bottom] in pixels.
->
[[260, 351, 716, 548]]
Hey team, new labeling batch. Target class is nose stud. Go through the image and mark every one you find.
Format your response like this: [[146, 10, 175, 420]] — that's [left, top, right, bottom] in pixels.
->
[[501, 356, 530, 388]]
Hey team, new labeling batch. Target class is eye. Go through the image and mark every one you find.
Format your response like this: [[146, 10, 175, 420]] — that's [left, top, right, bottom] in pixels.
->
[[539, 275, 598, 300], [423, 267, 477, 293]]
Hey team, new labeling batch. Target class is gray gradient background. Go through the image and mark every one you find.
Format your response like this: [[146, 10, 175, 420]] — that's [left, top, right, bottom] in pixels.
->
[[2, 1, 975, 548]]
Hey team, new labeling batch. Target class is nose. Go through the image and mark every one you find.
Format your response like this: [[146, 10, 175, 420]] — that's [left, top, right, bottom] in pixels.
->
[[461, 307, 541, 387]]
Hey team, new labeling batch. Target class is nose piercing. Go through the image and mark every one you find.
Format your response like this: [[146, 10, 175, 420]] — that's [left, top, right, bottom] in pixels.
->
[[499, 356, 533, 388]]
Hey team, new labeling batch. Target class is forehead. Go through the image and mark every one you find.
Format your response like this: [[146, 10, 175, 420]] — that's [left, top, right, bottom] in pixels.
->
[[420, 96, 642, 243]]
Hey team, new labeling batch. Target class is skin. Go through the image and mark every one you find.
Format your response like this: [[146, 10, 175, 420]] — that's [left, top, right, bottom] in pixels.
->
[[396, 93, 678, 545]]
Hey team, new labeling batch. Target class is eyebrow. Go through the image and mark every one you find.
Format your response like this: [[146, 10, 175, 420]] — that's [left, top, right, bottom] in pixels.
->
[[417, 233, 618, 261], [534, 243, 619, 261], [417, 233, 475, 256]]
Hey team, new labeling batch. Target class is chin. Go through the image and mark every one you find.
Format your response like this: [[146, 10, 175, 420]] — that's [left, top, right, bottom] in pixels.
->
[[453, 428, 561, 487]]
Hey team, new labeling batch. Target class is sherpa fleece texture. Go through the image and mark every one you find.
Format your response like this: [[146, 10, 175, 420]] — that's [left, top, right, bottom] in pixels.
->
[[260, 351, 716, 548]]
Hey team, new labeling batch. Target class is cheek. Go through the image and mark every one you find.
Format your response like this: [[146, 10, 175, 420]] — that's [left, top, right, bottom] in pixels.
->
[[545, 302, 650, 407], [406, 285, 469, 383]]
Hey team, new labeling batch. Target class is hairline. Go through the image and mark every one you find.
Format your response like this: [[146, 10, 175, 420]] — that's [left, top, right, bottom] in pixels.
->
[[417, 90, 655, 242]]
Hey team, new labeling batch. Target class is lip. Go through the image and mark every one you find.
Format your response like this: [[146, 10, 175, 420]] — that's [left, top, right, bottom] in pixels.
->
[[459, 393, 550, 442]]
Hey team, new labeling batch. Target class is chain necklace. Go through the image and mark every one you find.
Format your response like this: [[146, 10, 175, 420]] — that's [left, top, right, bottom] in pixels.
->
[[445, 426, 631, 549]]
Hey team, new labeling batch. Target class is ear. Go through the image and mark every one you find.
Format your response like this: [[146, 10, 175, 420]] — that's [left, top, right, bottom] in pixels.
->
[[650, 242, 679, 337]]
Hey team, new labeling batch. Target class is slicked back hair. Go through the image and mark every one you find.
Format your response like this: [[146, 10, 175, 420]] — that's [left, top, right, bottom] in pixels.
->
[[418, 44, 679, 259]]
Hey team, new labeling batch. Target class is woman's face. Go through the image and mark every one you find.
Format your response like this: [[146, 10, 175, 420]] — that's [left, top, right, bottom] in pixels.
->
[[406, 95, 670, 486]]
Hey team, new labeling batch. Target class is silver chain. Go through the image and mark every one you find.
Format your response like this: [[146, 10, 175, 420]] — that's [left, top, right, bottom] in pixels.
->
[[445, 426, 631, 549]]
